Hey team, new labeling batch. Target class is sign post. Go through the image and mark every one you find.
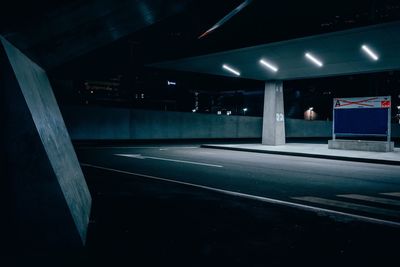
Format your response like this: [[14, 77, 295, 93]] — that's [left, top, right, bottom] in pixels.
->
[[330, 96, 393, 152]]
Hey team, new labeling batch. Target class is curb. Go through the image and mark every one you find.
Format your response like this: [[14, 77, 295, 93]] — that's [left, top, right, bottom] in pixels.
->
[[200, 145, 400, 166]]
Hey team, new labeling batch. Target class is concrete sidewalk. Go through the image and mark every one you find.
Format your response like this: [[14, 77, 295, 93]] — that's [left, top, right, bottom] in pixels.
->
[[201, 143, 400, 165]]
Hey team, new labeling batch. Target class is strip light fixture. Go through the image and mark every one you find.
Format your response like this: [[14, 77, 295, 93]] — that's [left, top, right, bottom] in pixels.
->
[[222, 64, 241, 76], [361, 44, 379, 61], [305, 52, 323, 67], [259, 59, 278, 72]]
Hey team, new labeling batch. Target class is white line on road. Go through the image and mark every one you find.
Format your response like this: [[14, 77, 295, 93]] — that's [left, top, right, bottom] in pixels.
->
[[80, 163, 400, 228], [115, 154, 145, 159], [79, 146, 199, 150], [292, 196, 400, 218], [337, 194, 400, 207], [380, 192, 400, 198], [114, 154, 223, 168]]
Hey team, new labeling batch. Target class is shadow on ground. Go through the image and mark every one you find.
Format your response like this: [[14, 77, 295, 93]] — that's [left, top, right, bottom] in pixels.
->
[[82, 167, 399, 266], [13, 164, 400, 267]]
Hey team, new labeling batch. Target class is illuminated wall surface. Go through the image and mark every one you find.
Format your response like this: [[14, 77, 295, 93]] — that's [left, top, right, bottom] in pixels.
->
[[1, 37, 91, 247], [62, 106, 263, 140], [61, 106, 400, 140]]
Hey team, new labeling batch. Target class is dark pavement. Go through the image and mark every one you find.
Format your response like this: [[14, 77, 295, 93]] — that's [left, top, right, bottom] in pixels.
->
[[77, 144, 400, 222], [58, 143, 400, 266]]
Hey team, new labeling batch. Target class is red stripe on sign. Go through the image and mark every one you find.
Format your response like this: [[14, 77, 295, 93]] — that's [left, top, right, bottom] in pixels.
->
[[381, 101, 391, 108]]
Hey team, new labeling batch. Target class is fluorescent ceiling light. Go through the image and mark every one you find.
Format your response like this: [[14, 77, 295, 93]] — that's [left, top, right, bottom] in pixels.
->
[[198, 0, 253, 39], [361, 44, 379, 61], [259, 59, 278, 72], [305, 52, 323, 67], [222, 64, 241, 76]]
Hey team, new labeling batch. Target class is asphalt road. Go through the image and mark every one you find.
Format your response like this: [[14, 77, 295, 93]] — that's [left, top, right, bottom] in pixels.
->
[[77, 144, 400, 224], [72, 143, 400, 266]]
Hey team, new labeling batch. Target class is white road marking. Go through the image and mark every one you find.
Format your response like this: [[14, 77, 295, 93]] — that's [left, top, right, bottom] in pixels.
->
[[292, 196, 400, 218], [114, 154, 223, 168], [115, 154, 145, 159], [79, 146, 199, 149], [337, 194, 400, 207], [80, 163, 400, 228], [380, 192, 400, 198]]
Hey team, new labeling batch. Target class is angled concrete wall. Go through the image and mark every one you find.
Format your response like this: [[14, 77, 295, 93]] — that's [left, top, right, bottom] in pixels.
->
[[1, 37, 91, 248]]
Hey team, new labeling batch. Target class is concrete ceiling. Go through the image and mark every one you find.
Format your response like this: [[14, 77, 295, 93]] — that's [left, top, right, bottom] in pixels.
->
[[1, 0, 191, 69], [150, 21, 400, 81]]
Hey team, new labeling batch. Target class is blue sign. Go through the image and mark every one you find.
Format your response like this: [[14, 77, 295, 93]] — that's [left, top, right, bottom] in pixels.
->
[[333, 96, 391, 136]]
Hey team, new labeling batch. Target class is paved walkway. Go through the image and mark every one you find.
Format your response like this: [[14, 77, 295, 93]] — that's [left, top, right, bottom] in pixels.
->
[[201, 143, 400, 165]]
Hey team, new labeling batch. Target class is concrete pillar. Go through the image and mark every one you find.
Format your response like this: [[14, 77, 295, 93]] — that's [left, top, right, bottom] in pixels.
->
[[262, 81, 286, 145], [1, 36, 91, 249]]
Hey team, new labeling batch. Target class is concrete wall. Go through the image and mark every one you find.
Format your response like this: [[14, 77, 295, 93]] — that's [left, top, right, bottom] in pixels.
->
[[1, 37, 91, 248], [285, 119, 332, 138], [285, 119, 400, 138], [62, 106, 263, 140], [62, 106, 400, 140], [392, 123, 400, 137]]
